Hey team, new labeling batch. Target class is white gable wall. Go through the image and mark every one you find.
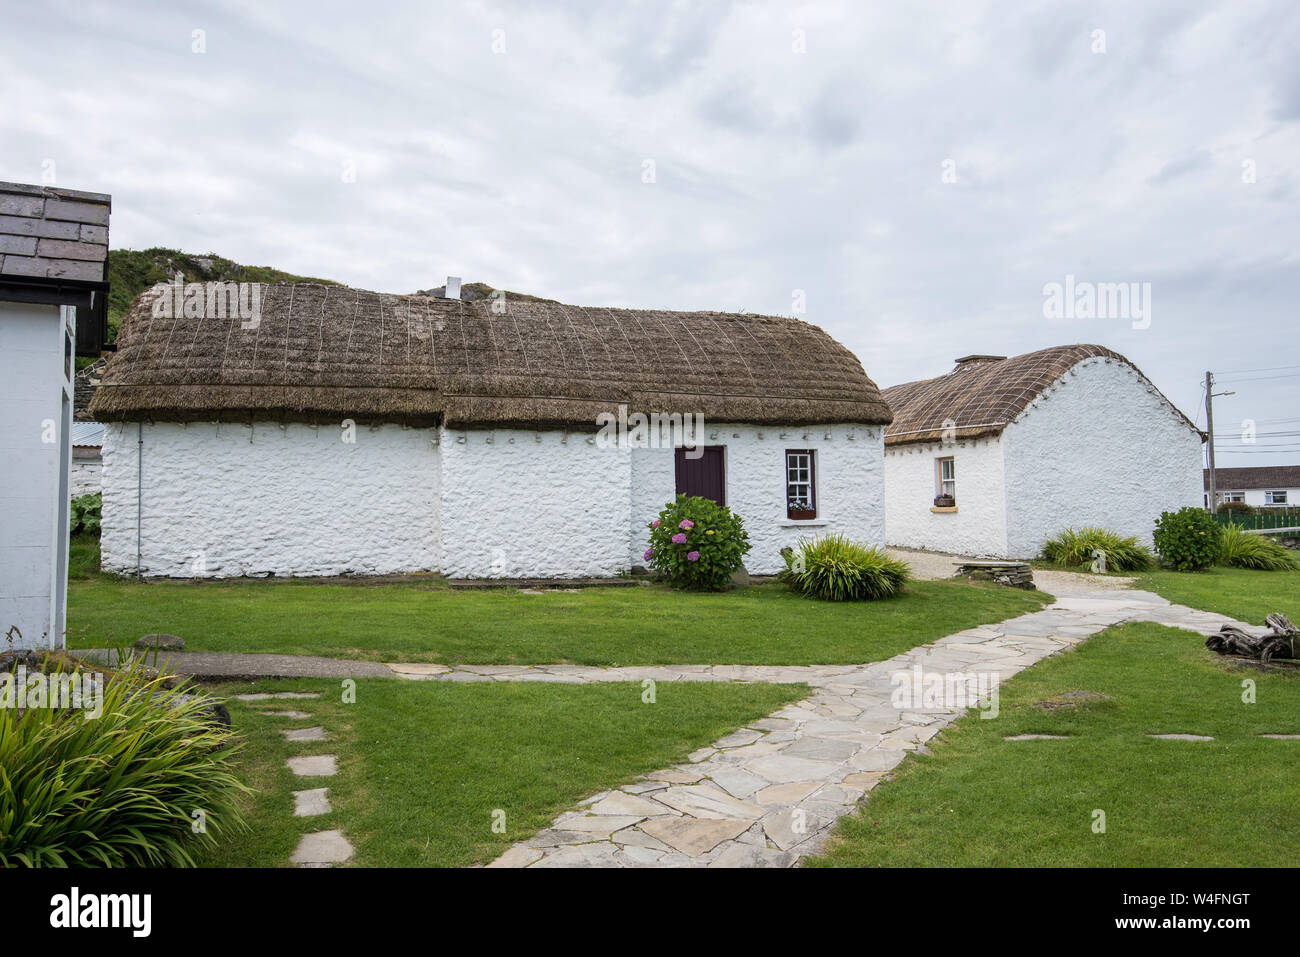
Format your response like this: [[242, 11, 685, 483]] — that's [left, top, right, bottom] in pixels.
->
[[1002, 357, 1203, 557], [884, 436, 1007, 557], [101, 421, 440, 577]]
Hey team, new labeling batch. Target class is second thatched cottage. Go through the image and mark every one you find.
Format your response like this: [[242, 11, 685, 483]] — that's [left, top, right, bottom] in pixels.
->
[[881, 345, 1204, 559], [89, 281, 892, 578]]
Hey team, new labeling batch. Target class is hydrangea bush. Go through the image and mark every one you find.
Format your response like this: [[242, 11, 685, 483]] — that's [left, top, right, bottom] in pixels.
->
[[1152, 506, 1222, 571], [644, 495, 750, 591]]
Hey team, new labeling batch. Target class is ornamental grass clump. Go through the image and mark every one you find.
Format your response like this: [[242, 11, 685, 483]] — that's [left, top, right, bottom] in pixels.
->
[[1152, 507, 1222, 571], [782, 534, 911, 601], [0, 656, 248, 867], [1218, 523, 1299, 571], [1040, 526, 1154, 572], [644, 495, 750, 591]]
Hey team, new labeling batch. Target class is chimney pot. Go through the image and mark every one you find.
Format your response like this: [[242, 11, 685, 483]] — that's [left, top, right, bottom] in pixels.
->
[[445, 276, 462, 300]]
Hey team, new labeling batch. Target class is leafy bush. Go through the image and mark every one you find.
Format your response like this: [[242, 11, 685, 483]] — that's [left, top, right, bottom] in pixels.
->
[[782, 534, 911, 601], [1218, 524, 1299, 571], [70, 493, 101, 536], [644, 495, 751, 591], [1152, 507, 1222, 571], [1039, 526, 1154, 572], [0, 658, 247, 867], [1217, 500, 1254, 515]]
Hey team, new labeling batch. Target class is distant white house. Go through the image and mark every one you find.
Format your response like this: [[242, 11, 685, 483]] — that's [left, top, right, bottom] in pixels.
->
[[0, 181, 111, 651], [70, 358, 106, 496], [89, 281, 893, 579], [881, 345, 1205, 559], [1205, 467, 1300, 510]]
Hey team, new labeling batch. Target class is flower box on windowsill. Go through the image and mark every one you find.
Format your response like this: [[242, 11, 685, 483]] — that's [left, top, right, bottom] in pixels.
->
[[787, 508, 818, 521], [933, 494, 955, 508]]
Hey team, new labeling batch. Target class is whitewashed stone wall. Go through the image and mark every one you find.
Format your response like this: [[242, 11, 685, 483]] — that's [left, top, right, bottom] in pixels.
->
[[629, 423, 887, 575], [439, 428, 631, 578], [884, 436, 1008, 557], [101, 421, 440, 577], [1002, 356, 1204, 557], [70, 452, 100, 497]]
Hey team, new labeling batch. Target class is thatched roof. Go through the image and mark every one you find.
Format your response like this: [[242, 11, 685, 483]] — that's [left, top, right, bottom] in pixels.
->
[[882, 344, 1199, 446], [89, 283, 892, 429]]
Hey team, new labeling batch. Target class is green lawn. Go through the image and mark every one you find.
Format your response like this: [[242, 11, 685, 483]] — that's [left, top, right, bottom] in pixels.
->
[[1135, 565, 1300, 624], [67, 576, 1049, 666], [200, 678, 805, 867], [809, 619, 1300, 867]]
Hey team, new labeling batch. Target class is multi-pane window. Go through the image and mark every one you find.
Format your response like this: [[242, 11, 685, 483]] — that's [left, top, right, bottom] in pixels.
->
[[1221, 492, 1245, 504], [1266, 490, 1288, 506], [785, 450, 817, 518], [936, 457, 956, 500]]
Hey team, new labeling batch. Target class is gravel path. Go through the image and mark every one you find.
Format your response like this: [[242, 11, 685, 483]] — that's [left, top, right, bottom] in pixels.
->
[[887, 547, 1137, 595]]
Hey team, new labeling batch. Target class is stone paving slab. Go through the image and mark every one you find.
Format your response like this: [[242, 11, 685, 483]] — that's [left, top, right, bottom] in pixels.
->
[[485, 589, 1257, 868], [292, 788, 331, 817], [288, 755, 338, 777], [290, 829, 353, 866]]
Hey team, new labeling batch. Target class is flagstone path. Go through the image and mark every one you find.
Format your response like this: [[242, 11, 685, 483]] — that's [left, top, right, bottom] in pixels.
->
[[477, 587, 1260, 867]]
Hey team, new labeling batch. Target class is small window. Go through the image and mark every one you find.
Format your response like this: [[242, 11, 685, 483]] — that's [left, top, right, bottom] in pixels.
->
[[1266, 490, 1288, 506], [1221, 492, 1245, 503], [785, 450, 817, 519], [936, 456, 956, 500]]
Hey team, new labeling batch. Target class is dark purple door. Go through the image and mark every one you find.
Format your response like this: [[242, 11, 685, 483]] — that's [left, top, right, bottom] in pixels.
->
[[675, 446, 725, 505]]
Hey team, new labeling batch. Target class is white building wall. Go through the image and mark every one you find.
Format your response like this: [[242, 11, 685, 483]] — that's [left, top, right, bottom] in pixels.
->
[[100, 421, 440, 577], [70, 451, 101, 497], [1002, 357, 1204, 557], [439, 428, 631, 578], [884, 436, 1007, 557], [0, 301, 72, 649], [628, 423, 887, 576], [1213, 487, 1300, 509]]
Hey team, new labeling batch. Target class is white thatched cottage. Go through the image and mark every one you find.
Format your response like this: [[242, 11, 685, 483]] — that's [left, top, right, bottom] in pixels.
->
[[881, 345, 1204, 559], [89, 282, 893, 579]]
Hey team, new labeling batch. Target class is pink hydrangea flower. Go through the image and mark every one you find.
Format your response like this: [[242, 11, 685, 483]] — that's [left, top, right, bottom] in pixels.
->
[[671, 533, 687, 544], [679, 520, 694, 529], [643, 548, 654, 561], [651, 519, 661, 528], [686, 551, 700, 562]]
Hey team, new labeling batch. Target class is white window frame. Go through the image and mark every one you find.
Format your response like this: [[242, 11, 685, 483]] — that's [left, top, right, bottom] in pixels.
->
[[785, 450, 816, 517], [936, 456, 956, 499], [1265, 490, 1288, 506], [1219, 491, 1245, 503]]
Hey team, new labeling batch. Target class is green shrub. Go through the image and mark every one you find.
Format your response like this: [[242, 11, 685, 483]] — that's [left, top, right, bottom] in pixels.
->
[[782, 534, 911, 601], [1152, 507, 1222, 571], [645, 495, 751, 591], [0, 658, 247, 867], [70, 493, 101, 537], [1217, 500, 1254, 515], [1218, 524, 1299, 571], [1039, 526, 1154, 572]]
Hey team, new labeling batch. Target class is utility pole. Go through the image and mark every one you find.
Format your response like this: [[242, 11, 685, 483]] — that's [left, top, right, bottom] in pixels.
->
[[1205, 370, 1217, 514]]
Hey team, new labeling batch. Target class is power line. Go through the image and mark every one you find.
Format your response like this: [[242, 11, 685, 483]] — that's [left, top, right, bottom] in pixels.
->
[[1214, 363, 1300, 375]]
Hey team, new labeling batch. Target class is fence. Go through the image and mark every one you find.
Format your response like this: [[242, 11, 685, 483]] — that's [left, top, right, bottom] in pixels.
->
[[1209, 509, 1300, 535]]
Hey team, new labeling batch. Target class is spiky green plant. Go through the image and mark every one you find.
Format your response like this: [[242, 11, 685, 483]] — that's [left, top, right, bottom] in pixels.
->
[[0, 657, 247, 867], [782, 535, 911, 601], [1040, 527, 1154, 572], [1218, 524, 1299, 571]]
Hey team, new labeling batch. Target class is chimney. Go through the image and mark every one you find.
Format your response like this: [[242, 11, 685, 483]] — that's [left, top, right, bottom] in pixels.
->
[[444, 276, 462, 300], [953, 354, 1006, 367]]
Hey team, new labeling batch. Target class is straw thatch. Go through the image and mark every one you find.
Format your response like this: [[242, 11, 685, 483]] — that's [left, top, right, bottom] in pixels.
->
[[882, 344, 1198, 446], [89, 283, 892, 429]]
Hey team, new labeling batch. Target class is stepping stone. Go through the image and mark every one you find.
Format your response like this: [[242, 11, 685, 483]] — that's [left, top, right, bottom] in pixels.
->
[[1147, 734, 1214, 741], [288, 755, 338, 777], [263, 710, 311, 719], [531, 844, 623, 868], [1004, 734, 1071, 740], [706, 767, 767, 799], [847, 748, 908, 773], [386, 662, 452, 677], [708, 843, 795, 868], [290, 829, 353, 866], [637, 818, 752, 857], [754, 781, 822, 805], [234, 692, 321, 701], [714, 728, 763, 749], [1258, 734, 1300, 739], [745, 753, 845, 784], [653, 786, 765, 821], [487, 845, 544, 868], [553, 814, 645, 837], [782, 736, 861, 762], [587, 791, 672, 818], [292, 788, 331, 817], [763, 806, 830, 851], [281, 726, 329, 742]]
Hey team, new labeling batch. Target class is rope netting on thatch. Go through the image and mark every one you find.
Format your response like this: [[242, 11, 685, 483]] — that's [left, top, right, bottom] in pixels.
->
[[880, 344, 1196, 446], [89, 283, 893, 429]]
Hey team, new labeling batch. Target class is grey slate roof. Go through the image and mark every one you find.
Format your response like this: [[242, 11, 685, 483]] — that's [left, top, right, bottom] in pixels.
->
[[0, 181, 111, 284], [1204, 466, 1300, 490]]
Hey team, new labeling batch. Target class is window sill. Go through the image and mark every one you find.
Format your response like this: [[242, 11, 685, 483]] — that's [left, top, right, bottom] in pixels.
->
[[778, 518, 829, 527], [930, 506, 959, 513]]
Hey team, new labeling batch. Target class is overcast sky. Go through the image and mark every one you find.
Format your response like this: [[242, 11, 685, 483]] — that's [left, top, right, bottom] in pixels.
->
[[4, 0, 1298, 465]]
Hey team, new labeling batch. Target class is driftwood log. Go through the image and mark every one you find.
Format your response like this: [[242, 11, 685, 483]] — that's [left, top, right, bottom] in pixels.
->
[[1206, 614, 1298, 663]]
